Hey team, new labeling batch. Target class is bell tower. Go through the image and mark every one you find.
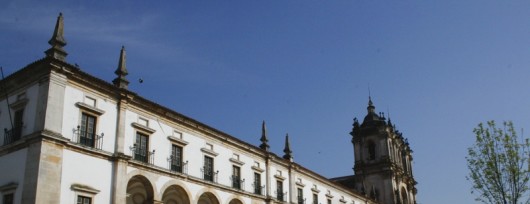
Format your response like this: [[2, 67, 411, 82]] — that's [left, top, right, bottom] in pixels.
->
[[350, 97, 417, 204]]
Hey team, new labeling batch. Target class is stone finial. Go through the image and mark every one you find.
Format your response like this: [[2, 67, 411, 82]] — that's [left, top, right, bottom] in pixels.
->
[[259, 121, 270, 151], [45, 13, 68, 61], [112, 46, 129, 89], [283, 134, 293, 161]]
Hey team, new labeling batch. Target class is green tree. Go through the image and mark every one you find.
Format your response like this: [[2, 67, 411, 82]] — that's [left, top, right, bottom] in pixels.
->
[[467, 121, 530, 204]]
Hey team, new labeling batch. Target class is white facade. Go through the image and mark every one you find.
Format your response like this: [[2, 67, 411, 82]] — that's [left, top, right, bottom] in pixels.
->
[[0, 14, 380, 204]]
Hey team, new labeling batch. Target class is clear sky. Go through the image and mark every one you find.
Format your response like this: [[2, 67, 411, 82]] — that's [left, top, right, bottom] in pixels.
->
[[2, 1, 530, 203]]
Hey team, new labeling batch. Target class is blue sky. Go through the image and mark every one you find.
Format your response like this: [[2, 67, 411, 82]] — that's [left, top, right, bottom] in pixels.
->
[[3, 1, 530, 203]]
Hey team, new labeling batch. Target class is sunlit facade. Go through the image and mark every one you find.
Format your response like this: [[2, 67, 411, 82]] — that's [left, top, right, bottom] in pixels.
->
[[0, 14, 415, 204]]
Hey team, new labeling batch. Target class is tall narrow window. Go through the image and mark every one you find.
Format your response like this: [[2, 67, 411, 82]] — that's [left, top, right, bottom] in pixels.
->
[[277, 180, 284, 201], [3, 193, 14, 204], [12, 109, 23, 140], [368, 142, 376, 160], [232, 166, 241, 189], [77, 195, 91, 204], [254, 172, 262, 195], [401, 151, 408, 173], [80, 113, 97, 147], [204, 156, 214, 181], [134, 132, 149, 163], [298, 188, 304, 204], [171, 145, 183, 172], [313, 194, 318, 204], [327, 199, 331, 204]]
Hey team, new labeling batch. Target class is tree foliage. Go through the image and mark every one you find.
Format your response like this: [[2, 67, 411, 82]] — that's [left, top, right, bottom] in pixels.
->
[[467, 121, 530, 204]]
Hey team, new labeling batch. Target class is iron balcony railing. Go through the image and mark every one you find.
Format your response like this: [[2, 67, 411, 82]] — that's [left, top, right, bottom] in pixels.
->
[[130, 144, 155, 164], [73, 126, 104, 149], [3, 126, 22, 146], [275, 190, 287, 202], [201, 167, 218, 183], [167, 156, 188, 174], [252, 182, 265, 195], [298, 196, 306, 204], [230, 175, 245, 190]]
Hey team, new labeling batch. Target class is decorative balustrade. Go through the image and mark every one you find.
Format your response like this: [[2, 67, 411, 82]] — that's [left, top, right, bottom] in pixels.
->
[[275, 190, 287, 202], [73, 126, 104, 149], [167, 156, 188, 174], [3, 126, 21, 146], [130, 144, 155, 164], [201, 167, 219, 183], [230, 175, 245, 190], [298, 196, 306, 204], [252, 183, 265, 195]]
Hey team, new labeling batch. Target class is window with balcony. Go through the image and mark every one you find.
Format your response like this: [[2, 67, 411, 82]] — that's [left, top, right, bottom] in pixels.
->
[[170, 145, 183, 173], [203, 156, 214, 182], [254, 172, 262, 195], [134, 132, 149, 163], [79, 113, 97, 147], [4, 109, 23, 145], [232, 166, 242, 189], [298, 188, 305, 204], [277, 180, 284, 201]]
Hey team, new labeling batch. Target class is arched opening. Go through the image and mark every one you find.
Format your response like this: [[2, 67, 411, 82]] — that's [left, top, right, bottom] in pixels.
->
[[368, 141, 376, 160], [401, 187, 408, 204], [198, 192, 219, 204], [229, 198, 243, 204], [126, 175, 155, 204], [162, 185, 190, 204], [401, 151, 408, 173]]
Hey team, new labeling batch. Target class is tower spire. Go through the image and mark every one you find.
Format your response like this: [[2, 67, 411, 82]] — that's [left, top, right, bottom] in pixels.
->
[[283, 133, 293, 161], [45, 13, 68, 61], [112, 46, 129, 89], [259, 121, 270, 151], [367, 96, 375, 114]]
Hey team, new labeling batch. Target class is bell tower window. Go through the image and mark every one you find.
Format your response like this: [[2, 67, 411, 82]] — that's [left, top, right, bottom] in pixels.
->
[[368, 142, 376, 160]]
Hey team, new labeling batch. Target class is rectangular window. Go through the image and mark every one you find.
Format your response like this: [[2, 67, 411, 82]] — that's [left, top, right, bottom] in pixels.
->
[[77, 195, 91, 204], [13, 109, 23, 140], [277, 180, 284, 201], [80, 113, 97, 147], [313, 194, 318, 204], [204, 156, 214, 181], [327, 199, 331, 204], [134, 132, 149, 163], [232, 166, 241, 189], [298, 188, 304, 204], [254, 172, 262, 195], [3, 193, 14, 204], [171, 145, 183, 172]]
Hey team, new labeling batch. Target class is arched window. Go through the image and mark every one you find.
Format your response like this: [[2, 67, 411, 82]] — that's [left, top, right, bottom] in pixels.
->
[[401, 151, 408, 173], [401, 187, 408, 204], [368, 142, 376, 160]]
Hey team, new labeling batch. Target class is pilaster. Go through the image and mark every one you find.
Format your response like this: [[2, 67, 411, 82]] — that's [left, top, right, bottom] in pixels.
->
[[110, 153, 131, 203], [43, 71, 67, 134], [21, 139, 64, 204], [111, 91, 131, 203]]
